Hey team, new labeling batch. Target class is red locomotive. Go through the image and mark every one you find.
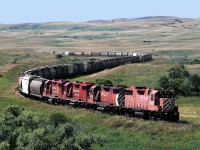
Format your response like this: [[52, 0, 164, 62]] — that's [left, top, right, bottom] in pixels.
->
[[19, 75, 179, 121]]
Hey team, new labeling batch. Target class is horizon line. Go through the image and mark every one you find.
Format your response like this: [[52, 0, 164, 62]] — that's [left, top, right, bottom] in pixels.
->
[[0, 16, 199, 25]]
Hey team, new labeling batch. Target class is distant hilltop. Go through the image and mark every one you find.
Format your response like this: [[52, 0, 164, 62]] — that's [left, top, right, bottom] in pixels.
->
[[87, 16, 181, 23], [0, 16, 198, 30]]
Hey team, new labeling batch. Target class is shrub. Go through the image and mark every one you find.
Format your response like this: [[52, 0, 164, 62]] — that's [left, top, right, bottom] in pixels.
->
[[49, 113, 71, 127], [56, 54, 63, 59], [12, 58, 17, 64], [95, 79, 113, 86], [5, 105, 24, 117], [190, 74, 200, 94], [190, 59, 200, 64], [0, 106, 102, 150], [0, 142, 10, 150], [158, 65, 200, 96], [168, 65, 189, 79]]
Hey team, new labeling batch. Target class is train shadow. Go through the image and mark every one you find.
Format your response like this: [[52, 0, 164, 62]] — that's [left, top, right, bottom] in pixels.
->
[[178, 120, 189, 124]]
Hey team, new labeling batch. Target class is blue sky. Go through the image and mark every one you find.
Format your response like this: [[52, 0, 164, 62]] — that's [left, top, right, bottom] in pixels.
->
[[0, 0, 199, 24]]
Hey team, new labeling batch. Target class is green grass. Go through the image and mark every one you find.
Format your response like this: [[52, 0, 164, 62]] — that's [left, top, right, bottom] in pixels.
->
[[177, 96, 200, 105], [44, 40, 65, 47], [153, 50, 197, 57], [0, 52, 200, 149], [73, 61, 171, 87], [90, 27, 125, 32]]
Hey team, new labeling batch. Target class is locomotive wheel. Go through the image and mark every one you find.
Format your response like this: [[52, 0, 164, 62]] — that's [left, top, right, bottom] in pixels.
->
[[169, 113, 179, 122], [153, 112, 158, 121], [128, 110, 133, 117], [143, 111, 150, 120]]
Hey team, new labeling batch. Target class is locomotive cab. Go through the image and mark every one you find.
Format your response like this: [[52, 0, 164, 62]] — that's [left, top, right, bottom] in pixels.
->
[[159, 90, 179, 120], [63, 82, 73, 99], [71, 82, 94, 102], [150, 90, 179, 121], [151, 90, 176, 112], [43, 80, 69, 98], [149, 90, 160, 107], [43, 80, 51, 96], [88, 85, 101, 103]]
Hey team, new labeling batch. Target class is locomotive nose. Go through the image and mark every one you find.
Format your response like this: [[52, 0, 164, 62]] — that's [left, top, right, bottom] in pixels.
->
[[163, 98, 175, 112]]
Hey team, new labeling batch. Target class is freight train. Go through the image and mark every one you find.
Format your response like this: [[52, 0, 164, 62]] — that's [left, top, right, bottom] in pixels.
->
[[18, 52, 179, 121], [63, 51, 152, 58]]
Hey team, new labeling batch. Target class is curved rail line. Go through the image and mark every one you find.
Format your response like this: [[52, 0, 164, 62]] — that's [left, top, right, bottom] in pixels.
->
[[18, 52, 179, 121]]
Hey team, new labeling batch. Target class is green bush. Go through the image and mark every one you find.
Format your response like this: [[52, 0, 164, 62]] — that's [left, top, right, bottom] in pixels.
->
[[49, 112, 72, 127], [190, 74, 200, 94], [0, 106, 103, 150], [56, 54, 63, 59], [0, 142, 10, 150], [158, 65, 200, 95], [95, 79, 113, 86]]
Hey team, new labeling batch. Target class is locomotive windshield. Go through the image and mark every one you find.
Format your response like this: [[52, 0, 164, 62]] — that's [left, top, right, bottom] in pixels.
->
[[113, 89, 119, 94], [159, 90, 174, 98], [125, 90, 133, 95]]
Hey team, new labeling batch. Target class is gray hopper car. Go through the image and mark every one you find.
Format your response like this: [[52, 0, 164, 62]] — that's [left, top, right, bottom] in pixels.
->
[[29, 77, 46, 97]]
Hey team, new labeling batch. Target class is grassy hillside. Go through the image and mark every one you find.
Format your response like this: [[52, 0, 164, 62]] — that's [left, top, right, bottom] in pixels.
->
[[0, 17, 200, 149], [1, 17, 200, 54]]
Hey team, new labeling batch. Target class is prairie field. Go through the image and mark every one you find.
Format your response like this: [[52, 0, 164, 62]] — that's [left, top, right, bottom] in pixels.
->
[[0, 17, 200, 149]]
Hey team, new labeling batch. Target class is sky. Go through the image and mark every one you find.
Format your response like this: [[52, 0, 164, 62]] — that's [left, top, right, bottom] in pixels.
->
[[0, 0, 199, 24]]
